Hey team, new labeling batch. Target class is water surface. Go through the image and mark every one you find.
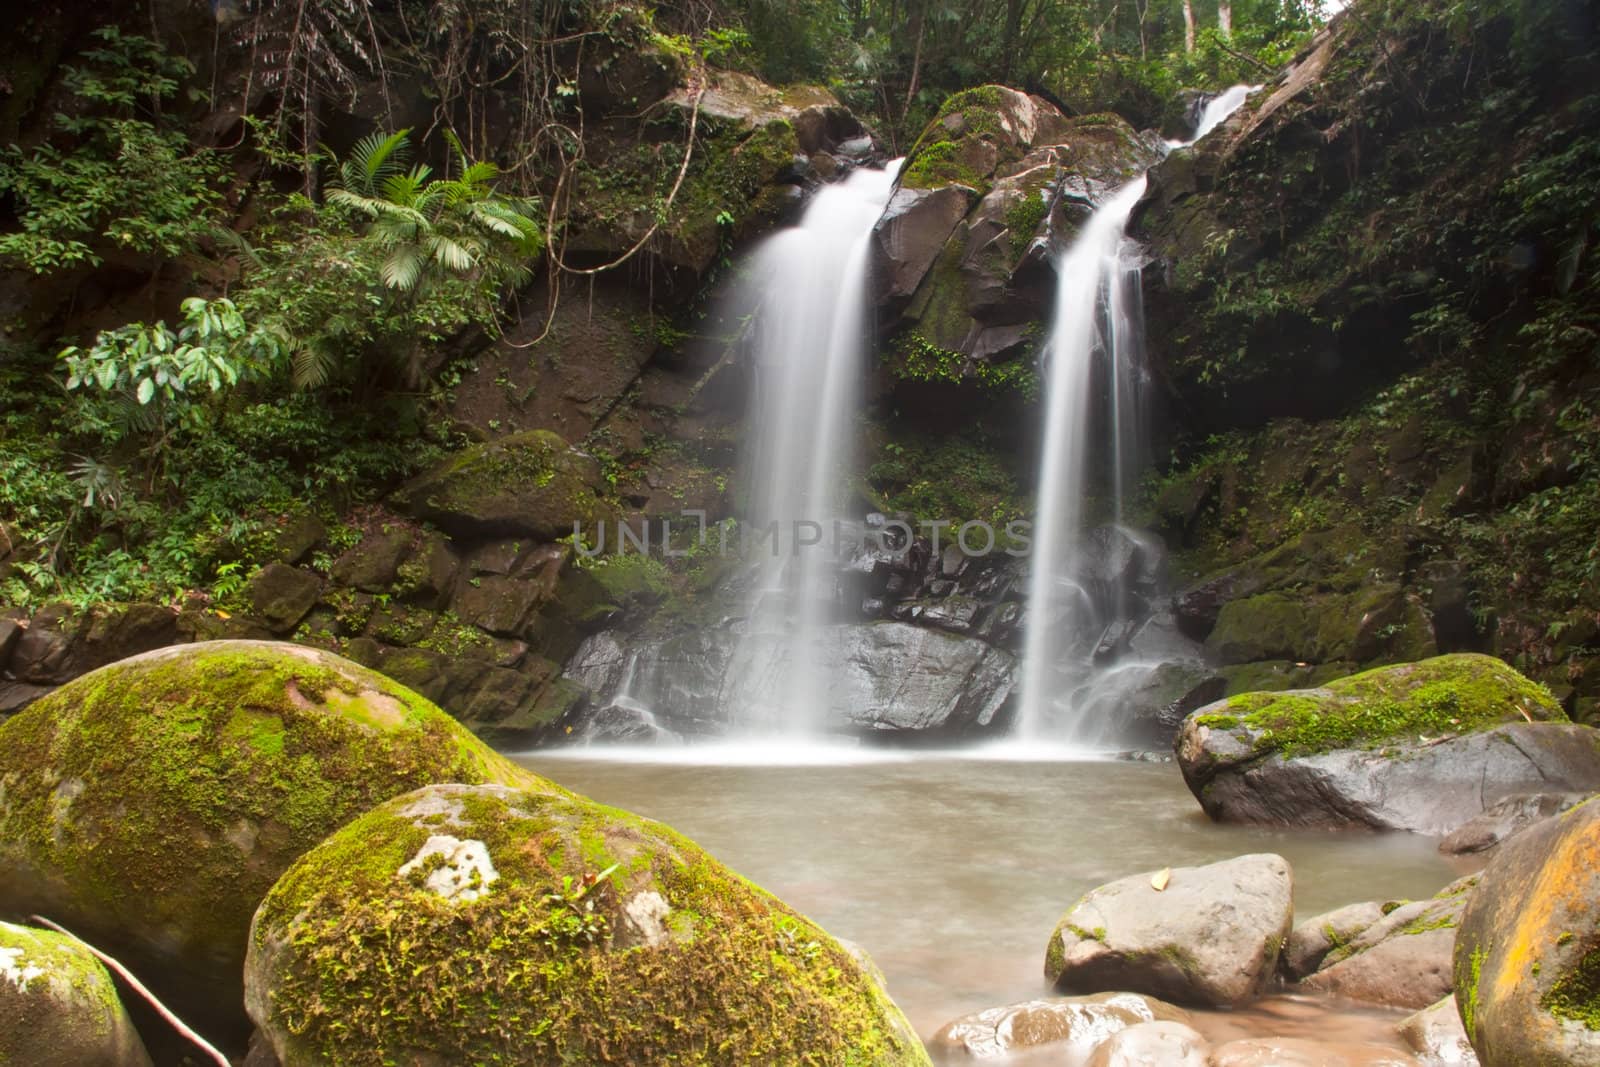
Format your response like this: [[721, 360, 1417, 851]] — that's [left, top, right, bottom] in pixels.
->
[[515, 751, 1473, 1057]]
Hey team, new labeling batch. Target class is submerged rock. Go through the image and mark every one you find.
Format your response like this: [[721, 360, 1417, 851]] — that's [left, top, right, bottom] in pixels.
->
[[0, 641, 556, 1043], [246, 783, 930, 1066], [1085, 1019, 1210, 1066], [1175, 654, 1600, 833], [0, 920, 151, 1067], [1398, 995, 1478, 1065], [930, 992, 1189, 1059], [1453, 795, 1600, 1065], [1209, 1037, 1421, 1066], [1299, 875, 1479, 1010], [1044, 853, 1293, 1008]]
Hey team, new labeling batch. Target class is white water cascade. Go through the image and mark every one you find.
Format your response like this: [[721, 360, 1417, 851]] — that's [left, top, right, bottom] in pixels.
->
[[732, 160, 903, 735], [1017, 87, 1256, 744]]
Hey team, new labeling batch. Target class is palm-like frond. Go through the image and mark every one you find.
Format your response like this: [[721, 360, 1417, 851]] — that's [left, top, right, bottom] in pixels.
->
[[338, 128, 411, 196]]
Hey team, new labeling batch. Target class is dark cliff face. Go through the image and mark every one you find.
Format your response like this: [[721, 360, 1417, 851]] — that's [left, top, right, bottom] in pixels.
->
[[1133, 0, 1600, 719]]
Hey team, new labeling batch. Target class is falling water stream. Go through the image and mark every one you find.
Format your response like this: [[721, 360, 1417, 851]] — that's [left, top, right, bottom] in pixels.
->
[[732, 160, 903, 735], [1017, 86, 1258, 745]]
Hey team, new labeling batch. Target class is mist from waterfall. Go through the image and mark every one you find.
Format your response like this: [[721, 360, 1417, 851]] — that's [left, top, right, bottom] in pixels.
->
[[734, 160, 902, 736], [1017, 86, 1256, 745]]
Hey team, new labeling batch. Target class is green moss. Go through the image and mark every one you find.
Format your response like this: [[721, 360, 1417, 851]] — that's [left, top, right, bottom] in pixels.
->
[[1194, 713, 1240, 729], [1399, 912, 1458, 936], [1544, 945, 1600, 1031], [0, 642, 559, 1027], [255, 785, 929, 1066], [1004, 190, 1050, 258], [1461, 944, 1489, 1034], [1204, 653, 1565, 757]]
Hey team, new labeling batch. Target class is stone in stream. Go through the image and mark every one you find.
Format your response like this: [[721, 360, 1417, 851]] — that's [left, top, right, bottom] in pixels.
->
[[0, 919, 152, 1067], [1453, 794, 1600, 1065], [1175, 654, 1600, 833], [246, 783, 930, 1066], [1209, 1037, 1422, 1066], [930, 992, 1190, 1058], [0, 640, 559, 1046], [1437, 791, 1591, 855], [1299, 875, 1479, 1010], [1044, 853, 1293, 1008], [1282, 900, 1392, 980], [1398, 995, 1479, 1065], [1084, 1019, 1210, 1066]]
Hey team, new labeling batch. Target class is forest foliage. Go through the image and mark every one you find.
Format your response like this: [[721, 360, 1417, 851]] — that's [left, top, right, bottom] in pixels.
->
[[1, 0, 1316, 608]]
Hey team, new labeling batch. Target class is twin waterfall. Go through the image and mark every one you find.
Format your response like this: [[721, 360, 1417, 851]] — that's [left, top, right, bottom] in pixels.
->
[[597, 89, 1255, 749]]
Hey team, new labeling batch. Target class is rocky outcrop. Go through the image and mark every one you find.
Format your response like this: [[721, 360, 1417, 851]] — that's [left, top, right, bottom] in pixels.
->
[[930, 992, 1190, 1059], [392, 429, 609, 541], [0, 641, 555, 1044], [246, 783, 930, 1066], [1299, 875, 1478, 1010], [564, 618, 1016, 739], [1176, 655, 1600, 832], [872, 85, 1161, 374], [1454, 795, 1600, 1065], [1044, 853, 1293, 1008], [0, 920, 152, 1067]]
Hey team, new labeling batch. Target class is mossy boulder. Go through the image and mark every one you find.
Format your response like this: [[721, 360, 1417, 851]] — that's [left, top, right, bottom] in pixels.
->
[[245, 563, 322, 632], [0, 640, 560, 1045], [1454, 795, 1600, 1065], [1176, 654, 1600, 832], [0, 920, 151, 1067], [1299, 874, 1480, 1010], [1044, 853, 1293, 1008], [245, 783, 931, 1067], [392, 430, 608, 541]]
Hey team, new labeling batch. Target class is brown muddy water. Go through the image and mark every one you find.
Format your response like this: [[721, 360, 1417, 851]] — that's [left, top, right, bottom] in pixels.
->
[[514, 748, 1476, 1062]]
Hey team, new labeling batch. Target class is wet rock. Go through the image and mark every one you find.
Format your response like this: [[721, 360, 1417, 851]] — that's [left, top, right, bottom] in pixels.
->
[[246, 563, 322, 632], [872, 185, 977, 303], [930, 992, 1189, 1059], [1300, 875, 1478, 1010], [1176, 654, 1600, 833], [1437, 791, 1590, 855], [392, 430, 607, 541], [1209, 1037, 1421, 1066], [1398, 995, 1478, 1065], [1453, 794, 1600, 1065], [0, 920, 152, 1067], [0, 618, 19, 668], [269, 512, 326, 566], [1045, 853, 1293, 1007], [1283, 900, 1389, 980], [246, 783, 929, 1066], [0, 641, 556, 1044], [1086, 1019, 1210, 1066]]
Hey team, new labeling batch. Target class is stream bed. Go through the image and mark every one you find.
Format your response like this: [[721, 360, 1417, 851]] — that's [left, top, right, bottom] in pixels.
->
[[514, 747, 1475, 1061]]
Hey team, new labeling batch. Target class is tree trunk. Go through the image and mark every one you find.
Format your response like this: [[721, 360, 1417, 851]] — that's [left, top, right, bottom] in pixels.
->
[[1182, 0, 1196, 52], [1218, 0, 1233, 38]]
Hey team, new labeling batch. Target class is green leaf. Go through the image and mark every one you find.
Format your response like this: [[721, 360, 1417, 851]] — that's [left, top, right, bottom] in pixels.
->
[[135, 377, 155, 405]]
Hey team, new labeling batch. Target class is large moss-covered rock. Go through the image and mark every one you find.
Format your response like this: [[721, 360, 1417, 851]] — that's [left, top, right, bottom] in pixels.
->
[[0, 640, 558, 1044], [245, 783, 930, 1066], [1453, 795, 1600, 1065], [1176, 654, 1600, 832], [392, 430, 608, 541], [0, 920, 151, 1067]]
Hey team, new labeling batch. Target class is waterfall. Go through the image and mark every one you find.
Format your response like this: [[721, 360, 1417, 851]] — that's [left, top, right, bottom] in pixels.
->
[[735, 160, 902, 735], [1017, 86, 1256, 745]]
